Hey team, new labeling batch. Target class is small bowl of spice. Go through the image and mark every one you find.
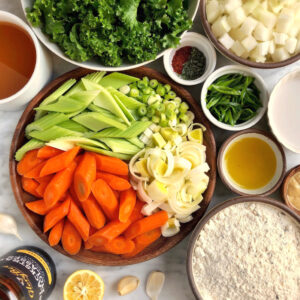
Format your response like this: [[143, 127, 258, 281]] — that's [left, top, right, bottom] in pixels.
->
[[282, 165, 300, 216], [163, 32, 216, 86]]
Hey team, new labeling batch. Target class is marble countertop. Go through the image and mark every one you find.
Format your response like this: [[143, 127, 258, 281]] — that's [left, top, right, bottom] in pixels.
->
[[0, 1, 300, 300]]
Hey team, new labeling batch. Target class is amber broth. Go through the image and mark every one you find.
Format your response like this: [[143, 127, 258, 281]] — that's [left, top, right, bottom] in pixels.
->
[[0, 22, 36, 99]]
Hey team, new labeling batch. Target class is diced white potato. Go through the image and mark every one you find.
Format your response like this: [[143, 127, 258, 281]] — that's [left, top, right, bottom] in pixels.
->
[[241, 35, 257, 52], [255, 8, 277, 29], [219, 33, 235, 49], [241, 50, 250, 59], [269, 0, 284, 14], [229, 28, 245, 41], [253, 23, 271, 42], [206, 0, 221, 24], [295, 4, 300, 21], [239, 17, 258, 36], [285, 37, 298, 54], [289, 26, 299, 38], [256, 41, 270, 56], [269, 40, 275, 54], [231, 41, 246, 56], [228, 7, 246, 29], [275, 10, 294, 34], [212, 17, 231, 38], [224, 0, 242, 14], [271, 47, 290, 62], [243, 0, 260, 16], [273, 32, 288, 45]]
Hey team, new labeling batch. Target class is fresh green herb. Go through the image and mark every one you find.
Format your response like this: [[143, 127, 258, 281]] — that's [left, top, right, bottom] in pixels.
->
[[26, 0, 192, 66], [181, 48, 206, 80], [206, 73, 262, 126]]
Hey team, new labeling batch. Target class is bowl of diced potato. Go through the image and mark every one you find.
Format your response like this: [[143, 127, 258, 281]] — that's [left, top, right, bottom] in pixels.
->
[[200, 0, 300, 68]]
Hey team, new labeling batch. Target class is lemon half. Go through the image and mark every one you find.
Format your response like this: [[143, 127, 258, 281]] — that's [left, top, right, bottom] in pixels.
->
[[64, 270, 105, 300]]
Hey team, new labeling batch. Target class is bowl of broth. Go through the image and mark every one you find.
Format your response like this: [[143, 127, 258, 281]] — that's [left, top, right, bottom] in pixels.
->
[[0, 11, 52, 111], [218, 129, 286, 196]]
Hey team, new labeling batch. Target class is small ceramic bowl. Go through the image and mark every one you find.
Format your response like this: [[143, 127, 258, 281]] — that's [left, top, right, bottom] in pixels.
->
[[163, 32, 216, 86], [201, 65, 268, 131], [218, 129, 286, 196], [281, 165, 300, 216]]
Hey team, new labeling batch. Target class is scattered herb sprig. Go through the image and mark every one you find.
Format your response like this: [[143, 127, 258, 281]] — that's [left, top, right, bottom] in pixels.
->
[[206, 73, 262, 126]]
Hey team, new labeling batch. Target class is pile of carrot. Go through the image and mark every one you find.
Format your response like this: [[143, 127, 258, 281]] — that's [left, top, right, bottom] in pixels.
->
[[17, 146, 168, 257]]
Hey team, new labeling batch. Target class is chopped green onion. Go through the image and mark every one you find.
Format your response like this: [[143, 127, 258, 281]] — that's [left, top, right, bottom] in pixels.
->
[[156, 85, 166, 96], [129, 88, 139, 98], [152, 116, 160, 124], [149, 79, 158, 88], [179, 102, 189, 113], [142, 87, 152, 95], [167, 91, 176, 99], [164, 84, 171, 92], [138, 105, 147, 116]]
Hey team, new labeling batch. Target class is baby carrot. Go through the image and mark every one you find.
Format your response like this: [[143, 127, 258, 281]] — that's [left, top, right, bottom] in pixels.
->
[[23, 161, 46, 179], [74, 152, 96, 202], [25, 199, 49, 215], [44, 161, 77, 209], [93, 153, 128, 176], [119, 188, 136, 223], [124, 210, 168, 240], [87, 220, 131, 247], [44, 196, 71, 232], [82, 194, 106, 230], [122, 228, 161, 258], [67, 200, 90, 241], [62, 220, 82, 255], [129, 200, 144, 223], [17, 149, 44, 176], [48, 219, 64, 246], [37, 146, 63, 159], [68, 183, 83, 210], [40, 146, 80, 177], [21, 177, 40, 197], [92, 179, 119, 220], [96, 172, 131, 191], [84, 227, 98, 250], [91, 237, 135, 255]]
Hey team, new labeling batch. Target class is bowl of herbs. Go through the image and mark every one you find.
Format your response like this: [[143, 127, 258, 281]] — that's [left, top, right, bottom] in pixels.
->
[[21, 0, 199, 71], [201, 65, 268, 131]]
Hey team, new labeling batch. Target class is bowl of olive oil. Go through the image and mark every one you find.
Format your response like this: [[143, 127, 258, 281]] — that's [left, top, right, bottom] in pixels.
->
[[218, 129, 286, 196]]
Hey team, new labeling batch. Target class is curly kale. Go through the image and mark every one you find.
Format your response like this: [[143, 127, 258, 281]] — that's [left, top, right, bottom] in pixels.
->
[[26, 0, 192, 66]]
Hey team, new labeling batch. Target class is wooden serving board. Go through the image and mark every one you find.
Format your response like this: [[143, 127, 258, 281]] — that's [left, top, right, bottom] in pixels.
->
[[9, 67, 216, 266]]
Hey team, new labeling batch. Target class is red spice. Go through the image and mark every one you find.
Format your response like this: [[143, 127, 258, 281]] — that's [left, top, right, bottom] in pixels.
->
[[172, 46, 192, 74]]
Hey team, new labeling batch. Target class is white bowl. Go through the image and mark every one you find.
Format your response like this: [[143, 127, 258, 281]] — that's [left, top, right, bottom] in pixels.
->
[[20, 0, 200, 71], [201, 65, 268, 131], [268, 69, 300, 153], [163, 32, 216, 86], [0, 11, 52, 111], [218, 130, 286, 196]]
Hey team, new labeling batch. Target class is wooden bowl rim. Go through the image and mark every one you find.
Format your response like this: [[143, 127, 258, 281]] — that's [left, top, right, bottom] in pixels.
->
[[281, 164, 300, 216], [9, 66, 217, 266], [217, 129, 286, 196], [199, 1, 300, 69], [186, 195, 300, 300]]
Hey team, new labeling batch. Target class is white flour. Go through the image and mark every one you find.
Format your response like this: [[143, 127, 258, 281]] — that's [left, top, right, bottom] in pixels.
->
[[192, 202, 300, 300]]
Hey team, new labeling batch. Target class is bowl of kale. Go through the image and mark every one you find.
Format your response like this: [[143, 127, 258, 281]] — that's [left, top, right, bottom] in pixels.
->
[[21, 0, 199, 71]]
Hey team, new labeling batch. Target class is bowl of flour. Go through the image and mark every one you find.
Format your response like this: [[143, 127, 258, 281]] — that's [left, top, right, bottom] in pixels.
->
[[187, 197, 300, 300]]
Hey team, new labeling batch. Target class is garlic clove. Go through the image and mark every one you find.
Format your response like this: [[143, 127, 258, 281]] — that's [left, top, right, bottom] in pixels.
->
[[118, 276, 140, 296], [0, 214, 22, 240], [146, 271, 165, 300]]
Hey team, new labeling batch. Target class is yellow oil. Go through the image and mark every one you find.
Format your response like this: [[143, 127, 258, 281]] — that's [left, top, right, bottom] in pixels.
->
[[225, 137, 277, 190]]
